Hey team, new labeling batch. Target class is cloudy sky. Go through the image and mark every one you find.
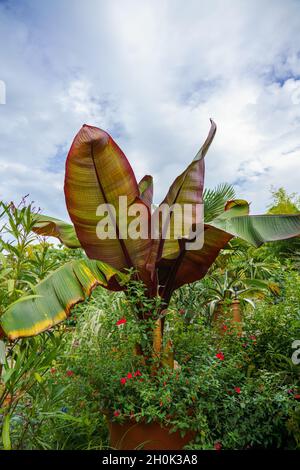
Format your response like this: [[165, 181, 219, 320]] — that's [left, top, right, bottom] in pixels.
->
[[0, 0, 299, 221]]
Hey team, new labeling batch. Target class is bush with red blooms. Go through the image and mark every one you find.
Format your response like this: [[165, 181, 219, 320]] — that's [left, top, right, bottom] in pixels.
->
[[41, 271, 300, 450]]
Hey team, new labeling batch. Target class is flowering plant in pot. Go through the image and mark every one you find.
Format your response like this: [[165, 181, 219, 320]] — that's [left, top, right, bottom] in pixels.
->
[[66, 287, 204, 450], [1, 120, 300, 449], [206, 270, 275, 332]]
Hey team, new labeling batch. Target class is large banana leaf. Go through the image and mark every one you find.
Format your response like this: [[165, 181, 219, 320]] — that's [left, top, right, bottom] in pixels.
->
[[0, 259, 124, 340], [147, 119, 216, 273], [157, 200, 250, 294], [210, 213, 300, 247], [158, 224, 233, 291], [64, 125, 152, 274], [159, 206, 300, 296], [32, 213, 81, 248]]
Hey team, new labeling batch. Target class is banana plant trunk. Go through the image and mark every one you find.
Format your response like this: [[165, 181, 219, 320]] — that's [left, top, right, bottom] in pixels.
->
[[135, 315, 175, 371]]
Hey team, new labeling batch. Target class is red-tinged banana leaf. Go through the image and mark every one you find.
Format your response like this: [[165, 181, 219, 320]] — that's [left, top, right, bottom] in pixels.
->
[[160, 210, 300, 295], [147, 119, 217, 273], [0, 259, 124, 340], [139, 175, 153, 208], [209, 213, 300, 247], [32, 213, 81, 248], [158, 200, 250, 295], [64, 125, 152, 275], [158, 224, 233, 291]]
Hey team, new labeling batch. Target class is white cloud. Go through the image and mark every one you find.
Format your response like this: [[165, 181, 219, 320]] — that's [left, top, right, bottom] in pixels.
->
[[0, 0, 299, 219]]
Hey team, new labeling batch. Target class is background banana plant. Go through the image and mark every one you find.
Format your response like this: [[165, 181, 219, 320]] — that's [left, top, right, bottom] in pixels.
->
[[1, 120, 300, 342]]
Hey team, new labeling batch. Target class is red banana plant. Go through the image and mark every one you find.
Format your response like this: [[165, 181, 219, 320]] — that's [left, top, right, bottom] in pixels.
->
[[1, 120, 300, 343]]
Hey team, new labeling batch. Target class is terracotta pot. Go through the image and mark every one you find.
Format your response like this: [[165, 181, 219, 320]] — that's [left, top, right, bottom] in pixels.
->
[[213, 300, 242, 333], [230, 299, 242, 323], [108, 420, 196, 450]]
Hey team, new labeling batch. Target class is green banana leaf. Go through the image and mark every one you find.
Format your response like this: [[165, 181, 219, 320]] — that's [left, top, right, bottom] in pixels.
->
[[0, 259, 124, 340], [210, 213, 300, 247], [32, 213, 81, 249]]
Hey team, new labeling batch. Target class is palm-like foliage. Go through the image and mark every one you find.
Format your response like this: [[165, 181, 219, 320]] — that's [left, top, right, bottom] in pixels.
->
[[203, 183, 236, 222]]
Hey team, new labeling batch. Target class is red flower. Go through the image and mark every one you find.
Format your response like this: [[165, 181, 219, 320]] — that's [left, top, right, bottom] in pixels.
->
[[120, 377, 127, 385], [216, 352, 225, 361], [249, 335, 257, 341], [234, 386, 241, 394], [66, 370, 74, 377], [179, 309, 185, 315], [134, 370, 142, 377], [50, 368, 57, 374], [221, 324, 228, 331], [294, 394, 300, 400], [214, 441, 222, 451], [113, 410, 120, 417], [127, 372, 133, 379], [242, 343, 248, 348], [116, 317, 127, 326]]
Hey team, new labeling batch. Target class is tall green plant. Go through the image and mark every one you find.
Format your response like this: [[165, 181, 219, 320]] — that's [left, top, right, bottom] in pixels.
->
[[1, 121, 300, 362], [0, 201, 65, 449]]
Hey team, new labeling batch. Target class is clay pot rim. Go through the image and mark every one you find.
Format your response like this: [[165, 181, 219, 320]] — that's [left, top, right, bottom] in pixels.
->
[[102, 407, 196, 425]]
